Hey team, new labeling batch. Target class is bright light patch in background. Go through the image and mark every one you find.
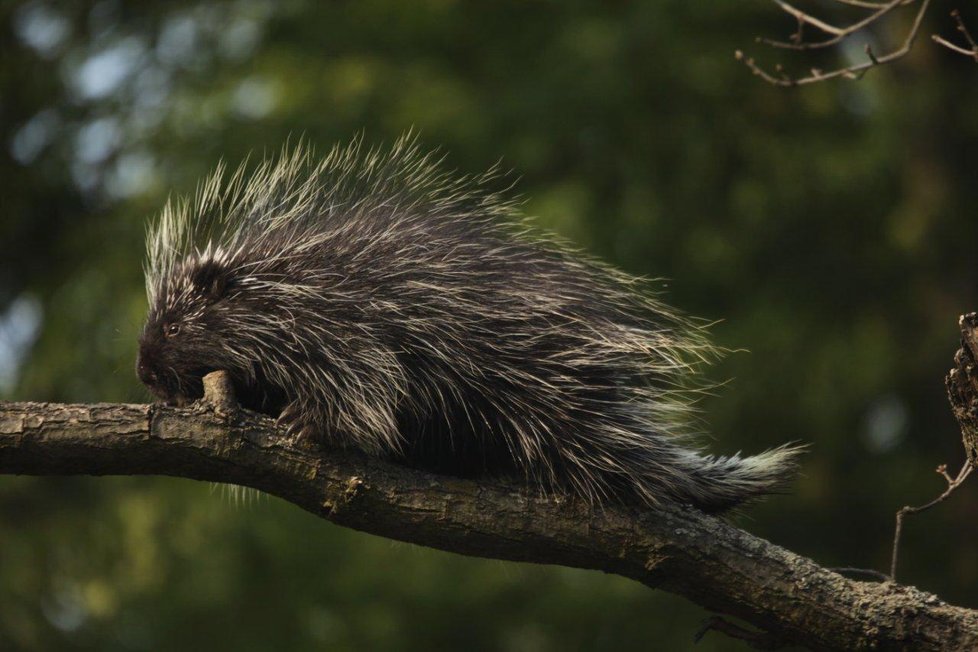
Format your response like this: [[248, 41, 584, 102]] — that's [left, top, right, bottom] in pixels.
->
[[232, 77, 278, 119], [106, 150, 157, 199], [10, 109, 61, 164], [219, 16, 262, 60], [156, 14, 200, 67], [75, 116, 122, 164], [863, 394, 909, 454], [41, 583, 88, 633], [0, 294, 43, 395], [69, 37, 147, 101], [13, 1, 70, 58]]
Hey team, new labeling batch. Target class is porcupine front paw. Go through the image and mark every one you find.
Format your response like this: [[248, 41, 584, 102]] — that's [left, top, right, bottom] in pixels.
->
[[276, 403, 320, 448]]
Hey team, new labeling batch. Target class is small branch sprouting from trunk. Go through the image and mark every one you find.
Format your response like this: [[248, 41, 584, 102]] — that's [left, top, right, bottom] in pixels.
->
[[890, 460, 974, 580], [890, 312, 978, 580], [694, 616, 789, 650]]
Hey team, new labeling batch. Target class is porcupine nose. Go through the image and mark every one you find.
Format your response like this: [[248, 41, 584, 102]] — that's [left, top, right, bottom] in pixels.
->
[[135, 354, 158, 386]]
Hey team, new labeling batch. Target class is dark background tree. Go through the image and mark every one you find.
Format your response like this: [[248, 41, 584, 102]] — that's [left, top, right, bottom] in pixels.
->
[[1, 1, 977, 650]]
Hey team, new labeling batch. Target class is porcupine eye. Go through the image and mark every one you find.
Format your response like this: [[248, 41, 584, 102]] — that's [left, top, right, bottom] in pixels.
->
[[163, 322, 180, 337]]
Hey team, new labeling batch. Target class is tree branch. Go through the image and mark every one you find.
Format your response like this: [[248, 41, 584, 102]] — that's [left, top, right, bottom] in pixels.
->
[[1, 389, 977, 650], [742, 1, 978, 85], [932, 9, 978, 61], [737, 0, 933, 87], [759, 0, 909, 51], [735, 0, 978, 86], [890, 460, 974, 579], [947, 312, 978, 467]]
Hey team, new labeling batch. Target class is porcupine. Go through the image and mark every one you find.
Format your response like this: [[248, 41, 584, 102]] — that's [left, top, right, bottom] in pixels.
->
[[136, 136, 802, 513]]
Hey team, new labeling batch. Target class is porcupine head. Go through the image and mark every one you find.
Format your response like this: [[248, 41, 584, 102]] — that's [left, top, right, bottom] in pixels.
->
[[136, 135, 803, 513]]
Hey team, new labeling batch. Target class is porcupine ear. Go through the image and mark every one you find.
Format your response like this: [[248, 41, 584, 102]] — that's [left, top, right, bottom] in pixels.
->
[[191, 261, 230, 303]]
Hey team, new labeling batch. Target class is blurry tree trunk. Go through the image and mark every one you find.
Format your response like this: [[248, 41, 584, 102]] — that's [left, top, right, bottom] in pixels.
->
[[2, 380, 977, 651], [948, 313, 978, 468]]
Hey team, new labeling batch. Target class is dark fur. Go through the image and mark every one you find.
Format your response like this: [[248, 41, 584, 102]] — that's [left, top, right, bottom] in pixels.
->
[[138, 138, 801, 512]]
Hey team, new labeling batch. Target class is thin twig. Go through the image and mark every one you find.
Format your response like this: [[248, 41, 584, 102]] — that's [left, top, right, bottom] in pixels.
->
[[890, 460, 975, 580], [835, 0, 914, 8], [932, 9, 978, 61], [694, 616, 789, 650], [760, 0, 907, 51], [952, 8, 978, 50], [769, 0, 852, 37], [830, 567, 891, 582], [736, 0, 932, 86]]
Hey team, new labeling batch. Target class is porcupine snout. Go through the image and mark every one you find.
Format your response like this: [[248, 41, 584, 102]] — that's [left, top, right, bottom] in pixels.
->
[[135, 352, 158, 388]]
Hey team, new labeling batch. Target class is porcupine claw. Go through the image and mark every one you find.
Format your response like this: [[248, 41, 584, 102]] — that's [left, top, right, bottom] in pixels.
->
[[276, 403, 302, 429], [277, 403, 319, 448], [277, 403, 307, 439]]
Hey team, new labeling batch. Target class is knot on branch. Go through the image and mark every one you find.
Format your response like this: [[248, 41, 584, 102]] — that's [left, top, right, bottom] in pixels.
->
[[323, 475, 366, 516]]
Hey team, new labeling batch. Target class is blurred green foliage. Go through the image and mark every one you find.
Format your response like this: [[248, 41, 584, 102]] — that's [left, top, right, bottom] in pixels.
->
[[2, 1, 978, 650]]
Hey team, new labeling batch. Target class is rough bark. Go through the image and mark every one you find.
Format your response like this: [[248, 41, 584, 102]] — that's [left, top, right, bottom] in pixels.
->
[[948, 312, 978, 468], [1, 374, 976, 651]]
